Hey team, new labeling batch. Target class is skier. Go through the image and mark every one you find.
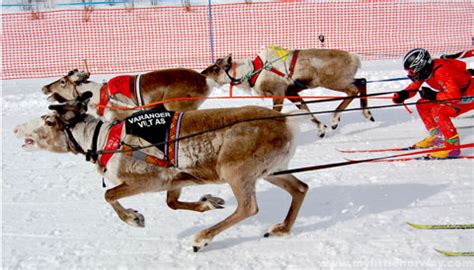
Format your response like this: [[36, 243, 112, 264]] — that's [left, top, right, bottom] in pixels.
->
[[392, 48, 474, 158]]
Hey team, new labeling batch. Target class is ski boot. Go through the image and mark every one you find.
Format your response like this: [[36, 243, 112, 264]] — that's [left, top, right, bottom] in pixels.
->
[[427, 134, 461, 159], [412, 128, 443, 149]]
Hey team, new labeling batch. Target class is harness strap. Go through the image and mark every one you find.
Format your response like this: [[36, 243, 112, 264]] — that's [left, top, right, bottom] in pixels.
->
[[99, 121, 124, 167], [65, 127, 85, 154], [98, 84, 109, 116], [288, 50, 299, 78], [249, 56, 264, 87], [86, 121, 104, 162], [248, 50, 300, 87], [134, 74, 145, 108], [122, 145, 172, 167]]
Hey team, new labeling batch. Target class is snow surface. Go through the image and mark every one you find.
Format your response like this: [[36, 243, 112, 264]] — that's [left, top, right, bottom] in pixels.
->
[[2, 59, 474, 269]]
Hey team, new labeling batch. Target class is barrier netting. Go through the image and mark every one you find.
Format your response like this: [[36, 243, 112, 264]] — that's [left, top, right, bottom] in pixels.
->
[[1, 0, 473, 80]]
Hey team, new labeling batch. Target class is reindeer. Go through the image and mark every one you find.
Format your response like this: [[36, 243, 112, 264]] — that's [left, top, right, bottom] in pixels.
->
[[42, 68, 217, 121], [14, 92, 308, 252], [202, 47, 375, 137]]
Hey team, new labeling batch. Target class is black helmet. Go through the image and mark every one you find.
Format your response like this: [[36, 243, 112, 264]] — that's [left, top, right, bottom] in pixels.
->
[[403, 48, 434, 82]]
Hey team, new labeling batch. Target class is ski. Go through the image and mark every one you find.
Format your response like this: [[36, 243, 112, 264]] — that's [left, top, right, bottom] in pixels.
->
[[337, 146, 416, 153], [407, 223, 474, 230], [273, 143, 474, 175], [434, 249, 474, 257], [349, 155, 474, 163]]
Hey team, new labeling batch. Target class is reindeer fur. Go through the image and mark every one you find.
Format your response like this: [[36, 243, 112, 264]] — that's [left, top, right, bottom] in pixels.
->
[[14, 94, 308, 252], [202, 47, 374, 137]]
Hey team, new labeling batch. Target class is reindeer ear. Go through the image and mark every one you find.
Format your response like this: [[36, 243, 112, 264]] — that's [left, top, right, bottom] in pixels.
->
[[225, 54, 232, 62], [48, 104, 65, 113], [223, 54, 232, 68]]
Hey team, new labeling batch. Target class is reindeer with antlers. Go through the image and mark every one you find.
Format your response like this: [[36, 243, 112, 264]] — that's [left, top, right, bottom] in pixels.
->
[[14, 92, 309, 252], [42, 68, 217, 121], [202, 47, 374, 137]]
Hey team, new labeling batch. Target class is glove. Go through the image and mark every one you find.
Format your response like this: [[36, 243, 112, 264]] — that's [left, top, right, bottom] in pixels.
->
[[392, 90, 409, 104], [419, 87, 438, 101]]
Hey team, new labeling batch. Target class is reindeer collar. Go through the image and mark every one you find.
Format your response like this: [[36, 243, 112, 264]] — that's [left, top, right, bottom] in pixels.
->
[[62, 114, 87, 155], [64, 127, 86, 155], [85, 120, 104, 162], [227, 50, 300, 87]]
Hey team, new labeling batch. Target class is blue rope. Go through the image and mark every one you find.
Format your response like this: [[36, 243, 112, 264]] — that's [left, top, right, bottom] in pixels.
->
[[2, 4, 35, 6], [207, 0, 215, 63], [2, 2, 126, 7], [56, 1, 127, 6]]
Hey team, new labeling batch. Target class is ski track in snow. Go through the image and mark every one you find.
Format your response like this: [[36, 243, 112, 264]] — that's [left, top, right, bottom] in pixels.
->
[[2, 59, 474, 269]]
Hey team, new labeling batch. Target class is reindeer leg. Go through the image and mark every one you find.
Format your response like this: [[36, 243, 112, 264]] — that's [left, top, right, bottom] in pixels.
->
[[355, 78, 375, 122], [287, 86, 327, 138], [104, 183, 150, 227], [166, 188, 225, 212], [192, 179, 259, 252], [331, 85, 358, 130], [263, 174, 308, 237], [272, 97, 285, 112]]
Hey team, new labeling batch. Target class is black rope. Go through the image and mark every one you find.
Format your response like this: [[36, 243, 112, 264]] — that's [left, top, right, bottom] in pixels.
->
[[303, 90, 396, 105], [96, 95, 474, 155]]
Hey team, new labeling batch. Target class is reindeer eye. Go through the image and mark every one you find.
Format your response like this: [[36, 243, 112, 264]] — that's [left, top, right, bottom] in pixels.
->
[[44, 117, 55, 126]]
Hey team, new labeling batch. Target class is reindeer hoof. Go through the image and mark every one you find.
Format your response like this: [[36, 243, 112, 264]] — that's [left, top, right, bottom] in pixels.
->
[[193, 242, 208, 253], [331, 117, 341, 130], [363, 110, 374, 122], [193, 231, 212, 251], [265, 224, 290, 237], [124, 209, 145, 227], [200, 194, 225, 210], [318, 125, 327, 138]]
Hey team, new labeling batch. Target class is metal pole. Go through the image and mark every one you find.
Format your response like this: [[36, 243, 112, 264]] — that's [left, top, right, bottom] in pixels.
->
[[208, 0, 215, 63]]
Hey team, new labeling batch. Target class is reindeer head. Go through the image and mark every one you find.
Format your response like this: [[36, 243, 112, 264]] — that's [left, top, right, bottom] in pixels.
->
[[14, 112, 69, 152], [201, 54, 233, 85], [48, 91, 92, 125], [42, 69, 91, 102], [14, 92, 93, 153]]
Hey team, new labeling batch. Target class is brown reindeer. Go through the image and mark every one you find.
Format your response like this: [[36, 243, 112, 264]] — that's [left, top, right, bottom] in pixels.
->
[[14, 92, 308, 252], [202, 47, 374, 137], [42, 68, 217, 121]]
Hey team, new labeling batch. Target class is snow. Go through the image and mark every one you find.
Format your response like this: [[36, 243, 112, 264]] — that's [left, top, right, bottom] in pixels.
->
[[2, 58, 474, 269]]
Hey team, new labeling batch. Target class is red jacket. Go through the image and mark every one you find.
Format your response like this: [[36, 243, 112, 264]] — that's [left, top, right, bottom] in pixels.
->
[[404, 58, 473, 101]]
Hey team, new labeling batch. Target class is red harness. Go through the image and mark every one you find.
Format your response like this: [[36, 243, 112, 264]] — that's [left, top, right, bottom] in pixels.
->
[[99, 112, 184, 169], [97, 76, 135, 116], [99, 122, 124, 167], [248, 50, 300, 87]]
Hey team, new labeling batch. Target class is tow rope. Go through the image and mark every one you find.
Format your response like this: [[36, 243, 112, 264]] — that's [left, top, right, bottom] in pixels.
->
[[272, 143, 474, 175]]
